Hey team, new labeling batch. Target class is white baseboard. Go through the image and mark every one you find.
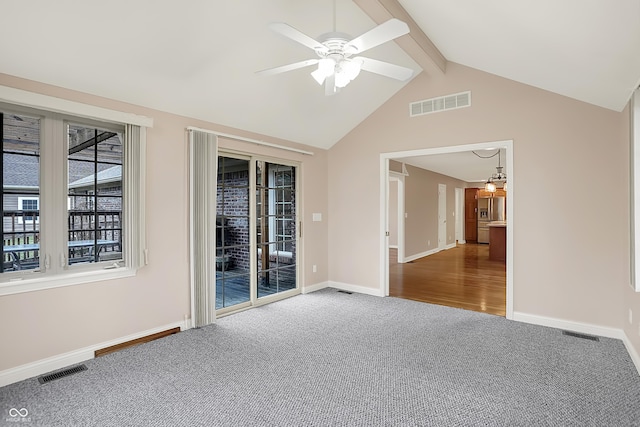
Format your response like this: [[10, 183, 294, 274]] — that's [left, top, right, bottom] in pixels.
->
[[513, 312, 640, 376], [302, 281, 329, 294], [512, 312, 624, 339], [622, 334, 640, 376], [404, 243, 457, 263], [405, 248, 439, 263], [328, 281, 385, 297], [0, 321, 185, 388]]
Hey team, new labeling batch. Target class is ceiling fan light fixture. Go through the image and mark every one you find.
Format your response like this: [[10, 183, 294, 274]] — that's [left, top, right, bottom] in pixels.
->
[[341, 58, 362, 80], [335, 70, 351, 88], [333, 59, 362, 88], [311, 58, 336, 85], [318, 58, 335, 74], [311, 68, 326, 85]]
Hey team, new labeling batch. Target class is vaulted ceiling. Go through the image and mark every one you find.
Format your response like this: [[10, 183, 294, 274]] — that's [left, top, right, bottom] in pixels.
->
[[1, 0, 639, 153]]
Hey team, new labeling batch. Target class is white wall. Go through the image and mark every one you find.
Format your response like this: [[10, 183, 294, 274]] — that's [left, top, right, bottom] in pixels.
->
[[328, 62, 627, 331], [0, 73, 329, 373], [403, 165, 467, 258]]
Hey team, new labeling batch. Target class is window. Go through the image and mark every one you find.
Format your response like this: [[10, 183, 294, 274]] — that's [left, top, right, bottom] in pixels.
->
[[3, 112, 41, 272], [17, 197, 39, 224], [0, 99, 147, 293], [67, 124, 123, 266]]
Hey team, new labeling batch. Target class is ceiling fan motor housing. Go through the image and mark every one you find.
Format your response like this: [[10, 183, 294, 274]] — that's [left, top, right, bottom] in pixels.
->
[[316, 32, 356, 58]]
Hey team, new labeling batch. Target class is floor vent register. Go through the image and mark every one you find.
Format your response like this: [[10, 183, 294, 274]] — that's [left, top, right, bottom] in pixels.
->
[[562, 330, 600, 342], [38, 364, 88, 384]]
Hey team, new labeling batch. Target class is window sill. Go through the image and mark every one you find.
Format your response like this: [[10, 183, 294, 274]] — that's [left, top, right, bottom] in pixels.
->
[[0, 267, 137, 296]]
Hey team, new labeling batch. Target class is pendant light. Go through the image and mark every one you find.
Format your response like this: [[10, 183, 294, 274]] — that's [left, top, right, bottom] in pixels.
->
[[484, 150, 507, 192]]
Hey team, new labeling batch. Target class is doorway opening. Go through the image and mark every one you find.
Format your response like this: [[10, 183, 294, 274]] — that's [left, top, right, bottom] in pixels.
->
[[388, 173, 405, 263], [380, 140, 513, 319]]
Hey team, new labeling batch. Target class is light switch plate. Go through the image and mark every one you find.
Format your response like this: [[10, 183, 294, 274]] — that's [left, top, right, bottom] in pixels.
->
[[312, 213, 322, 222]]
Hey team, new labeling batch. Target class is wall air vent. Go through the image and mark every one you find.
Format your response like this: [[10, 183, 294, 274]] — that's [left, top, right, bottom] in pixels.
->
[[410, 91, 471, 117]]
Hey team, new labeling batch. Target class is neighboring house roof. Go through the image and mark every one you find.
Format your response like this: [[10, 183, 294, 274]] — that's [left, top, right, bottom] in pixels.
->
[[3, 153, 120, 189], [3, 153, 39, 188], [3, 112, 122, 189], [69, 165, 122, 190]]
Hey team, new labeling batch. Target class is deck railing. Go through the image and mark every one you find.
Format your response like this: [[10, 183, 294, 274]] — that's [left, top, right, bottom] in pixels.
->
[[2, 210, 122, 271], [2, 210, 40, 268]]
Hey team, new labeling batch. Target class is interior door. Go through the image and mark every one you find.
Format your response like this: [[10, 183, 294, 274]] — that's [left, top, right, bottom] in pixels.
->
[[455, 187, 463, 243], [438, 184, 446, 249]]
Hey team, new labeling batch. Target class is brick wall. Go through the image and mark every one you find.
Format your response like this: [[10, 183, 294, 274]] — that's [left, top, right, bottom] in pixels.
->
[[216, 168, 298, 273], [217, 170, 250, 272]]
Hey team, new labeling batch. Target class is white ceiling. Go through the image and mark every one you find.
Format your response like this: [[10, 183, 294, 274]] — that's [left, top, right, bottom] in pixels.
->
[[1, 1, 638, 162], [0, 0, 420, 150], [396, 148, 507, 183], [400, 0, 640, 112]]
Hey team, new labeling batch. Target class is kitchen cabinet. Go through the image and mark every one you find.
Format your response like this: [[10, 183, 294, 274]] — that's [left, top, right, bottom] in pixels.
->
[[477, 188, 506, 198], [489, 223, 506, 261], [464, 188, 477, 242]]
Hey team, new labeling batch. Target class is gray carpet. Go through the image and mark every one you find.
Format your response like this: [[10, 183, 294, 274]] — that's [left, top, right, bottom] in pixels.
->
[[2, 289, 640, 426]]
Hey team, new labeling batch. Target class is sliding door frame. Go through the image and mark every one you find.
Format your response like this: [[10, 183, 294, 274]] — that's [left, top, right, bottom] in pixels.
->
[[216, 149, 302, 316], [215, 152, 253, 316]]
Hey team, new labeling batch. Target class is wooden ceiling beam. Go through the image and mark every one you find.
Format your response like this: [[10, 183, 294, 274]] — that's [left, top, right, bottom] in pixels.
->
[[354, 0, 447, 76]]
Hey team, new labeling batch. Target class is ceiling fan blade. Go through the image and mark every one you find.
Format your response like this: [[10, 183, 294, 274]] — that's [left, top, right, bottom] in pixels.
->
[[325, 74, 337, 96], [269, 22, 328, 53], [356, 57, 414, 81], [256, 59, 319, 76], [346, 19, 409, 54]]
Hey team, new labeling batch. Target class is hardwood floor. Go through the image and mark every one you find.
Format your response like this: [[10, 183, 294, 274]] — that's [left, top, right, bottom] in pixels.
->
[[389, 243, 506, 316]]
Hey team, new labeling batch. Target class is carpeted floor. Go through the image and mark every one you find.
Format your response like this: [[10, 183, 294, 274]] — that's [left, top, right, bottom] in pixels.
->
[[2, 288, 640, 426]]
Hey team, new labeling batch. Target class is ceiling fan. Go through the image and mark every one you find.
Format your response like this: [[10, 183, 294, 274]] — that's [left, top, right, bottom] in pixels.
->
[[257, 5, 413, 95]]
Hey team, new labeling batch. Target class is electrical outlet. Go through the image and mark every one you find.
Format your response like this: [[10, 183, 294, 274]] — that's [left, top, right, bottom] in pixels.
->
[[428, 240, 431, 246], [630, 309, 634, 325], [312, 265, 317, 273]]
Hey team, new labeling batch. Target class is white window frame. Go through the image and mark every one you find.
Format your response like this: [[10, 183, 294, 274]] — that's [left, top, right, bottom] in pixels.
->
[[267, 165, 294, 259], [17, 196, 39, 224], [0, 86, 152, 296]]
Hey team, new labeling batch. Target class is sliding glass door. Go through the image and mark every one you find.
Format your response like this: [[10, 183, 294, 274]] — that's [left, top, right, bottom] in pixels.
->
[[216, 156, 251, 309], [216, 155, 298, 313], [256, 161, 297, 298]]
